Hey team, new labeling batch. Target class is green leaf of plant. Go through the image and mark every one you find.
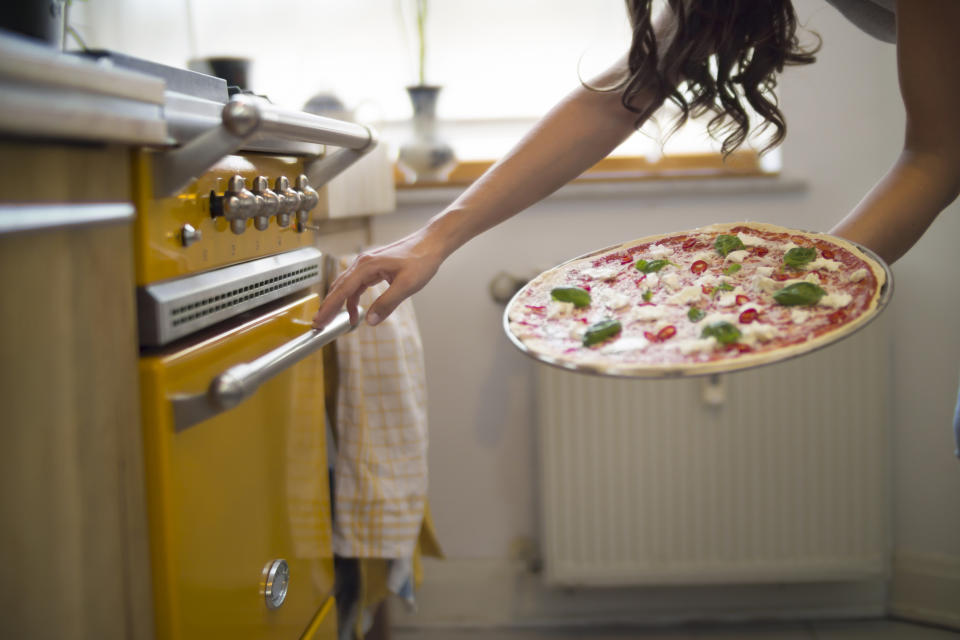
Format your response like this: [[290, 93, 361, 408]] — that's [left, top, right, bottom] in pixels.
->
[[583, 319, 622, 347], [687, 307, 705, 322], [714, 234, 745, 257], [772, 282, 827, 306], [783, 247, 817, 271], [635, 258, 670, 274], [701, 321, 742, 345], [550, 286, 591, 308], [724, 263, 742, 276]]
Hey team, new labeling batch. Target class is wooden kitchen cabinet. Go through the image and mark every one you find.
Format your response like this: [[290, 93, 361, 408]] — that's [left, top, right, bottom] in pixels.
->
[[0, 142, 155, 639]]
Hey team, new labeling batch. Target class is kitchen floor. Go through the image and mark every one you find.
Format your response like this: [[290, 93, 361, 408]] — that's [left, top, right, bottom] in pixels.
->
[[394, 619, 960, 639]]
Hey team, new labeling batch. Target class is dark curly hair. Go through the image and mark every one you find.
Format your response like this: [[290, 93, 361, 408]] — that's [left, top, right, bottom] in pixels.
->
[[612, 0, 820, 155]]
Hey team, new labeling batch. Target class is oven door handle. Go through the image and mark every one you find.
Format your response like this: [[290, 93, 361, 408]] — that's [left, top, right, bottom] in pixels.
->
[[170, 308, 363, 432]]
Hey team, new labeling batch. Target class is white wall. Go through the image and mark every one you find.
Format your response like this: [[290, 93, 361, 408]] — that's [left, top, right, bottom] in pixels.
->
[[370, 0, 960, 626]]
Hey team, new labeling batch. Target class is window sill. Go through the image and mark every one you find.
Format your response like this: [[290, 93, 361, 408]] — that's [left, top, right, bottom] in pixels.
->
[[394, 151, 807, 207]]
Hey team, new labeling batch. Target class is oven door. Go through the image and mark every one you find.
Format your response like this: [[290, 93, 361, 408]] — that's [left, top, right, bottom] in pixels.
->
[[139, 292, 347, 640]]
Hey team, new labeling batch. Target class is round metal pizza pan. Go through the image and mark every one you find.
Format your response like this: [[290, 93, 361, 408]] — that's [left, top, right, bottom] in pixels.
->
[[502, 232, 893, 380]]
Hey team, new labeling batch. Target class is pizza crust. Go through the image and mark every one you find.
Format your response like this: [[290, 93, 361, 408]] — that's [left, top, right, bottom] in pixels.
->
[[504, 221, 890, 378]]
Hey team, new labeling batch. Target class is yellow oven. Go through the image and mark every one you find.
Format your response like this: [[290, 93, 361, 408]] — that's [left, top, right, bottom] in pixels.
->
[[139, 291, 354, 639]]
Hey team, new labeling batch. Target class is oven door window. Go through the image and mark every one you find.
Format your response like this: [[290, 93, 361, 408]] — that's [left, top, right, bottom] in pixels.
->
[[140, 293, 335, 639]]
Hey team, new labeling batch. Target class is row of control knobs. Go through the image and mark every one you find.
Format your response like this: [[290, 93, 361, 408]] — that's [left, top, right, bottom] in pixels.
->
[[210, 173, 319, 235]]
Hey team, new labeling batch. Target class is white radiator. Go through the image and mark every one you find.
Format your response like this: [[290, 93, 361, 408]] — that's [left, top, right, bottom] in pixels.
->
[[537, 318, 890, 587]]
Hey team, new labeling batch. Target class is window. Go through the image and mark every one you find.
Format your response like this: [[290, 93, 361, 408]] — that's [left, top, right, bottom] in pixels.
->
[[73, 0, 775, 181]]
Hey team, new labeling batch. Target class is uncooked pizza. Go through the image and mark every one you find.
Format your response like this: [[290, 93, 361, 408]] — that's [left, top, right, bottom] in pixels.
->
[[505, 222, 889, 376]]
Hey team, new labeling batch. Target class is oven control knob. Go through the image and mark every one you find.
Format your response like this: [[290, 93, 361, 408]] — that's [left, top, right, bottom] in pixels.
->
[[274, 176, 300, 228], [180, 223, 202, 248], [251, 176, 279, 231], [294, 174, 320, 225], [261, 559, 290, 610], [223, 174, 257, 235]]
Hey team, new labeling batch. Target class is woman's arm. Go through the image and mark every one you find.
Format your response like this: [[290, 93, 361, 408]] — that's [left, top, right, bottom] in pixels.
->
[[830, 0, 960, 264], [312, 61, 657, 328]]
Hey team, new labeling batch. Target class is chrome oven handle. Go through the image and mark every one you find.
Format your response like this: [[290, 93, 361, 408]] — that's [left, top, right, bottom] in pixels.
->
[[170, 308, 363, 432]]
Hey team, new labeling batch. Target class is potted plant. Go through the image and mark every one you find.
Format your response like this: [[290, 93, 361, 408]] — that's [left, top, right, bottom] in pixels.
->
[[397, 0, 456, 183]]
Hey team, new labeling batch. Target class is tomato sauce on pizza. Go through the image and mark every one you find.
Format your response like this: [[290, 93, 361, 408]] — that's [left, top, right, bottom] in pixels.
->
[[505, 222, 888, 376]]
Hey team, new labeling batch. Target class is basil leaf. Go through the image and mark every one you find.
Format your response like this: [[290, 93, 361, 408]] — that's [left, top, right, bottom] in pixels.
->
[[641, 289, 653, 302], [635, 258, 670, 274], [714, 234, 745, 257], [723, 263, 742, 276], [583, 319, 622, 347], [711, 282, 735, 299], [783, 247, 817, 270], [687, 307, 705, 322], [701, 321, 742, 345], [773, 282, 827, 306], [551, 286, 591, 308]]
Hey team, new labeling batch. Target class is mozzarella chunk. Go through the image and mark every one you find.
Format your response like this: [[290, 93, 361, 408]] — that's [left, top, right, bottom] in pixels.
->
[[807, 257, 843, 272], [848, 268, 868, 283], [691, 251, 715, 264], [661, 272, 682, 291], [597, 290, 631, 310], [669, 285, 703, 305], [702, 313, 739, 326], [781, 242, 798, 253], [804, 273, 821, 284], [726, 250, 749, 264], [740, 323, 778, 347], [647, 245, 673, 259], [717, 293, 738, 307], [818, 292, 853, 309], [755, 266, 774, 277], [790, 309, 811, 324], [630, 306, 667, 323], [600, 336, 649, 354], [677, 337, 719, 355], [582, 266, 619, 281], [756, 276, 780, 294], [547, 301, 576, 319], [737, 232, 767, 247], [646, 273, 660, 289]]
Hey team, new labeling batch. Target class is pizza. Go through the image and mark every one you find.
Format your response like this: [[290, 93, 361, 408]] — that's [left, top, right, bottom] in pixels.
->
[[505, 222, 889, 377]]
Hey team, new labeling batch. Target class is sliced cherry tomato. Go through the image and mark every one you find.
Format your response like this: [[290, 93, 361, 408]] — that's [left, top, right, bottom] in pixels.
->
[[657, 325, 677, 341], [739, 308, 759, 324], [724, 342, 753, 353], [582, 284, 592, 291], [735, 294, 750, 306], [702, 284, 714, 295], [643, 331, 657, 342], [752, 246, 770, 257], [525, 305, 546, 314], [791, 234, 812, 247], [821, 248, 835, 260], [691, 260, 708, 275], [682, 238, 698, 250], [772, 272, 795, 281]]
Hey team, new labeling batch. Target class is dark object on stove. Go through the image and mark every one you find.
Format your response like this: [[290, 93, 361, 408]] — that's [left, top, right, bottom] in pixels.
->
[[189, 56, 251, 92], [1, 0, 64, 47]]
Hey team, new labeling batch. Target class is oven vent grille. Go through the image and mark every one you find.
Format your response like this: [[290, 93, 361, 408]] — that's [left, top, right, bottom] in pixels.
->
[[169, 265, 319, 327], [138, 247, 323, 347]]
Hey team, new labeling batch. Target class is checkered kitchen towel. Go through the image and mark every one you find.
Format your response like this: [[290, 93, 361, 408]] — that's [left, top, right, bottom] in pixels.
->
[[332, 257, 429, 558]]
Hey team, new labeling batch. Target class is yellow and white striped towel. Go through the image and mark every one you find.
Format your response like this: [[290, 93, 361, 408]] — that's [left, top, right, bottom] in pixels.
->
[[332, 257, 429, 559]]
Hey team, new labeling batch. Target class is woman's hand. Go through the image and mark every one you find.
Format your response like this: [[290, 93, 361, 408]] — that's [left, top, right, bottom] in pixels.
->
[[312, 227, 446, 329]]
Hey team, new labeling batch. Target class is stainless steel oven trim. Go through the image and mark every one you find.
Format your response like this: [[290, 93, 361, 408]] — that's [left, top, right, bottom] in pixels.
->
[[137, 246, 323, 346], [170, 307, 363, 432], [0, 203, 134, 234]]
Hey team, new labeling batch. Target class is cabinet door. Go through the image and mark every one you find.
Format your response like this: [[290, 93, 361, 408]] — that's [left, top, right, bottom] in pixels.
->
[[0, 203, 153, 639]]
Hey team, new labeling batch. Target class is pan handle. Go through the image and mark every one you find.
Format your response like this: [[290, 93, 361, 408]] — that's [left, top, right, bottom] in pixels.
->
[[170, 307, 363, 431]]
